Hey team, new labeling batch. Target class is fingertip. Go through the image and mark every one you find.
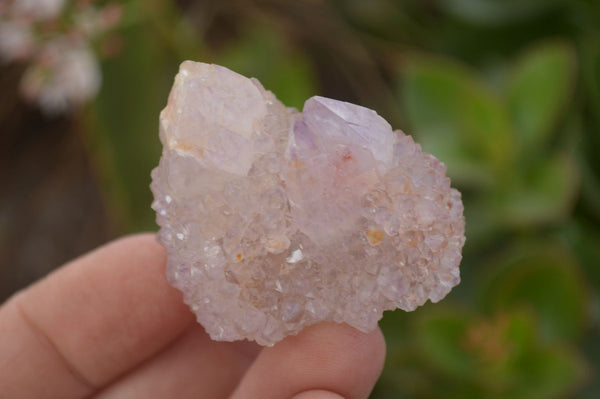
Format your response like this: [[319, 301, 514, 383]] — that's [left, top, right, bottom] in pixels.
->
[[231, 322, 386, 399], [289, 323, 386, 398]]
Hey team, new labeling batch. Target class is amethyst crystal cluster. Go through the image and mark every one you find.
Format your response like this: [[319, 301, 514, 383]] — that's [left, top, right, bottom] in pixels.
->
[[151, 62, 465, 346]]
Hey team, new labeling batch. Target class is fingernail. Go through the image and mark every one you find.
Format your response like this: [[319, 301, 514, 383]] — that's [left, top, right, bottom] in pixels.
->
[[291, 390, 346, 399]]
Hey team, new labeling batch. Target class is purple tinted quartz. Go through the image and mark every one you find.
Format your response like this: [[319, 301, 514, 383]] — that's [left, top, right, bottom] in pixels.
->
[[151, 62, 465, 346]]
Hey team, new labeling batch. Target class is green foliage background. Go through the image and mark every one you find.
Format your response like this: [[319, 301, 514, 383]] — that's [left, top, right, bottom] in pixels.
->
[[69, 0, 600, 397]]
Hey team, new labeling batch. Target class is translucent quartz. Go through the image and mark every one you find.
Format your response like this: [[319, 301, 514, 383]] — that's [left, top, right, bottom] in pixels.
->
[[151, 62, 465, 346]]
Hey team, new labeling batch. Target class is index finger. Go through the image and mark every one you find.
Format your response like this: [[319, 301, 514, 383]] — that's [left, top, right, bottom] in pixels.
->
[[0, 234, 194, 398]]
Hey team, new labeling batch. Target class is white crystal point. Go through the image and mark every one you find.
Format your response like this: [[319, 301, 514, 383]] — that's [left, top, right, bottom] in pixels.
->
[[302, 96, 396, 166], [151, 61, 466, 346], [160, 61, 268, 176], [284, 97, 395, 243]]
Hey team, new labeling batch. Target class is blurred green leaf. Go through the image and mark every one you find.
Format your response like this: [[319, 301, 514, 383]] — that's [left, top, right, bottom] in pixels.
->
[[509, 340, 587, 399], [216, 25, 316, 110], [490, 152, 578, 227], [461, 198, 503, 251], [413, 308, 587, 399], [482, 244, 589, 342], [379, 307, 414, 350], [337, 0, 424, 43], [87, 2, 185, 232], [438, 0, 564, 25], [418, 309, 477, 377], [581, 37, 600, 126], [576, 145, 600, 220], [507, 40, 576, 152], [561, 220, 600, 301], [402, 56, 513, 186], [579, 39, 600, 220]]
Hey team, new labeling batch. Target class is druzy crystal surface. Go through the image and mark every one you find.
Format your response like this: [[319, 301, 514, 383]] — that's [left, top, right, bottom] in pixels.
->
[[151, 62, 465, 346]]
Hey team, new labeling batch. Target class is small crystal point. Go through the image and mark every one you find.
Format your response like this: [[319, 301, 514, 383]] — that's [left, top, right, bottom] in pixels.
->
[[303, 96, 396, 166], [151, 62, 466, 346]]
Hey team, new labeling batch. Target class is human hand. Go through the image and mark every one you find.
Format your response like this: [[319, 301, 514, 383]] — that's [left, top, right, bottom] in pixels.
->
[[0, 234, 385, 398]]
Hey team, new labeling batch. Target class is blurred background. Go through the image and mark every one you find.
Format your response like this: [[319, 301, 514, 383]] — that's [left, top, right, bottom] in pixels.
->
[[1, 0, 599, 397]]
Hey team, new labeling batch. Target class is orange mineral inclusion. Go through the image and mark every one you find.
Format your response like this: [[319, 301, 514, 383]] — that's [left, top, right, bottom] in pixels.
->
[[365, 228, 385, 246]]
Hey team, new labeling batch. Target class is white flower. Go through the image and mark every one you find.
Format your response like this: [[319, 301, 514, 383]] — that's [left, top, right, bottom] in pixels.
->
[[20, 39, 101, 114], [0, 20, 35, 62], [2, 1, 121, 112], [11, 0, 66, 21], [75, 3, 122, 38]]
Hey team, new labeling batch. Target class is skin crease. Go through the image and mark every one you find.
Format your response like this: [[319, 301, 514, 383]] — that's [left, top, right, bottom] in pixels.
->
[[0, 234, 386, 399]]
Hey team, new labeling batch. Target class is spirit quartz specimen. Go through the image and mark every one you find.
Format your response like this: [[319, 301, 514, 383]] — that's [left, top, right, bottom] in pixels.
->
[[151, 62, 465, 346]]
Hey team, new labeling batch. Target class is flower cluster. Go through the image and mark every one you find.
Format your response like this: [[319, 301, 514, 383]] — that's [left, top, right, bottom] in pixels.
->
[[0, 0, 121, 114]]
